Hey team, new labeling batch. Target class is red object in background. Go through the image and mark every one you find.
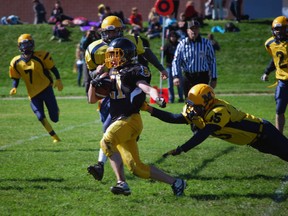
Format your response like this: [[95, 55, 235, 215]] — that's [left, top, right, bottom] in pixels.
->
[[150, 86, 169, 104], [154, 0, 174, 16]]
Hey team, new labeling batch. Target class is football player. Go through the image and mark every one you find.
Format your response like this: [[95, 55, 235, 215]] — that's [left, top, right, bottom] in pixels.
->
[[262, 16, 288, 134], [85, 15, 168, 181], [141, 83, 288, 162], [88, 38, 186, 196], [9, 34, 63, 143]]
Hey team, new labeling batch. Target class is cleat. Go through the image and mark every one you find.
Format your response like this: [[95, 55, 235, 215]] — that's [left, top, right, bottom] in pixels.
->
[[171, 178, 186, 196], [52, 135, 60, 143], [110, 181, 131, 196], [87, 162, 104, 181]]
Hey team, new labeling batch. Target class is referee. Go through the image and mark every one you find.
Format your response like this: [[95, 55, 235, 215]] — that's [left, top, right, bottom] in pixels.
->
[[172, 20, 217, 98]]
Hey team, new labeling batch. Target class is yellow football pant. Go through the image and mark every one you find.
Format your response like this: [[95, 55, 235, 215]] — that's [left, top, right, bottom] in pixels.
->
[[101, 113, 151, 179]]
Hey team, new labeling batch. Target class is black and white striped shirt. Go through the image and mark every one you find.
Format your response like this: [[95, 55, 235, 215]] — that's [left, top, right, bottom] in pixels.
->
[[172, 36, 217, 79]]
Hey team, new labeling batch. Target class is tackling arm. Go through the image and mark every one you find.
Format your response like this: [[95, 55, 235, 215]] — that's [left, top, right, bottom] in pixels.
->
[[163, 124, 220, 157]]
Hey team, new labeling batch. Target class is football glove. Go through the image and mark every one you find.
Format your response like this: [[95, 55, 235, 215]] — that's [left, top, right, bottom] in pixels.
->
[[261, 74, 268, 82], [90, 76, 104, 88], [140, 101, 151, 111], [54, 79, 63, 91], [9, 87, 17, 95], [162, 146, 183, 158], [155, 97, 166, 108]]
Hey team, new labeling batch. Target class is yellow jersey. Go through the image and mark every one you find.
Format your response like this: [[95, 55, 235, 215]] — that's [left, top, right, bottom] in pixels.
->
[[265, 36, 288, 80], [9, 51, 55, 98]]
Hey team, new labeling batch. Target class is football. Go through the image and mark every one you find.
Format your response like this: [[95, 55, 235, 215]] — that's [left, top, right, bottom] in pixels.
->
[[94, 73, 112, 99]]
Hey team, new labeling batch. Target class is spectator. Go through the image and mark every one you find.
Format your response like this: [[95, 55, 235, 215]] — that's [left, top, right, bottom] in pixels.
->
[[212, 0, 224, 20], [163, 14, 178, 38], [9, 34, 63, 143], [101, 6, 114, 21], [98, 4, 106, 22], [207, 33, 220, 51], [173, 0, 180, 19], [129, 7, 143, 32], [204, 0, 213, 20], [172, 20, 217, 99], [148, 7, 161, 26], [163, 31, 184, 103], [32, 0, 47, 24], [225, 22, 240, 32], [145, 16, 162, 40], [1, 15, 23, 25], [48, 0, 73, 24], [184, 0, 203, 25], [176, 12, 188, 40], [50, 21, 70, 42], [75, 44, 84, 87], [230, 0, 242, 22]]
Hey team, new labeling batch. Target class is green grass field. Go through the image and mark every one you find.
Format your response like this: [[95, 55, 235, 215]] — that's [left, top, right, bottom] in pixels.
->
[[1, 96, 288, 215], [1, 20, 288, 215]]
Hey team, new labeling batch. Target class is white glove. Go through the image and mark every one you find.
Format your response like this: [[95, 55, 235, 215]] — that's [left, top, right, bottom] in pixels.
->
[[155, 97, 166, 108], [261, 74, 268, 82]]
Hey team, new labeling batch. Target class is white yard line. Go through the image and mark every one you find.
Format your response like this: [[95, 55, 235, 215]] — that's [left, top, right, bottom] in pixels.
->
[[263, 175, 288, 216], [0, 120, 100, 150]]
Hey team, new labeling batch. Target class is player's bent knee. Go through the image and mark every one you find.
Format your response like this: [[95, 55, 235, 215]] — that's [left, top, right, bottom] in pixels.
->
[[100, 139, 114, 157], [127, 161, 150, 179]]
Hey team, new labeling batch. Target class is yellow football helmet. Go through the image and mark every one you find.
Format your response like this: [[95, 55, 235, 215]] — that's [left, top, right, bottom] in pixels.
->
[[18, 33, 34, 55], [100, 15, 124, 42], [186, 84, 215, 117], [271, 16, 288, 41]]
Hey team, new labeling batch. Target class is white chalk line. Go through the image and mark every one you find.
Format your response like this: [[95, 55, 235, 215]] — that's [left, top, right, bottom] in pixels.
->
[[0, 119, 101, 150], [263, 174, 288, 216]]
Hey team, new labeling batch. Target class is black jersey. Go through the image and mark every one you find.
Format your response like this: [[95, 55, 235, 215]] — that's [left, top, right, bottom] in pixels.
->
[[109, 63, 151, 122]]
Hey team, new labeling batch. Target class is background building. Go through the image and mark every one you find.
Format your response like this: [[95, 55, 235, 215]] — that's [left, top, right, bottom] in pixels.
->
[[0, 0, 285, 25]]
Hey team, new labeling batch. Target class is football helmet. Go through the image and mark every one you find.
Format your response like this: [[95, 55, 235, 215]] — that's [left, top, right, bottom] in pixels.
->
[[271, 16, 288, 41], [18, 33, 34, 55], [186, 84, 215, 117], [100, 15, 124, 43], [105, 38, 137, 69]]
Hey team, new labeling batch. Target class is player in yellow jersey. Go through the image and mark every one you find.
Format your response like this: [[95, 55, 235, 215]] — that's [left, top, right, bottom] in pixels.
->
[[85, 16, 168, 181], [142, 84, 288, 162], [262, 16, 288, 134], [9, 34, 63, 143]]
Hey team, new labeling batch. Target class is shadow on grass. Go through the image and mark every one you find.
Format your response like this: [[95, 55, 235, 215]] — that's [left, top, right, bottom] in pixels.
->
[[188, 192, 287, 203]]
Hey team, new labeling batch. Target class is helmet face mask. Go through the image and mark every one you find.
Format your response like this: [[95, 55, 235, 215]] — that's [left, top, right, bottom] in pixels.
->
[[105, 38, 137, 69], [18, 34, 34, 55], [100, 16, 124, 43], [272, 16, 288, 41]]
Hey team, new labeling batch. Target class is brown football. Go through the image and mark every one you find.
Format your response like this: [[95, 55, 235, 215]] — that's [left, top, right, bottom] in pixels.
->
[[95, 73, 112, 99]]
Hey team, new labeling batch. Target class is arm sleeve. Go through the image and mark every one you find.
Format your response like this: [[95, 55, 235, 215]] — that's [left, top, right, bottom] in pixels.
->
[[181, 124, 220, 152], [50, 66, 61, 79], [264, 59, 275, 75], [12, 78, 20, 88], [142, 48, 165, 71], [151, 107, 188, 124]]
